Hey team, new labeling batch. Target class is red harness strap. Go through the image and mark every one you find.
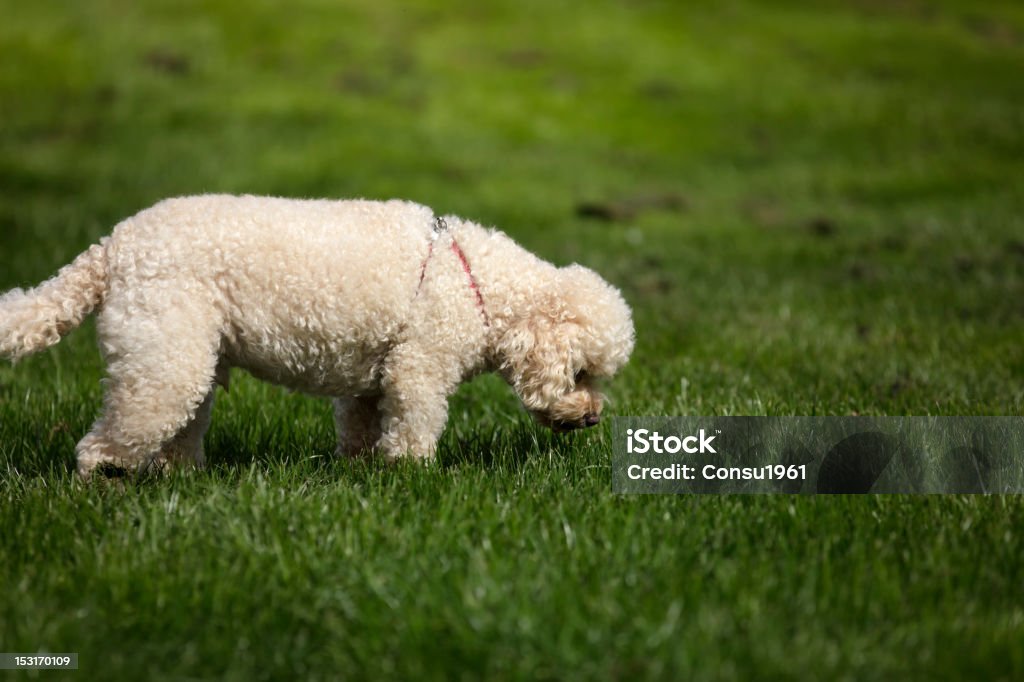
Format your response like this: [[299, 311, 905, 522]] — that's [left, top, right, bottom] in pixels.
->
[[450, 239, 490, 326], [415, 234, 490, 327], [417, 242, 433, 289]]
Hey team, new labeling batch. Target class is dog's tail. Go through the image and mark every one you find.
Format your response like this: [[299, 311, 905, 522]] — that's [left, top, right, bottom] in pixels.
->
[[0, 242, 109, 360]]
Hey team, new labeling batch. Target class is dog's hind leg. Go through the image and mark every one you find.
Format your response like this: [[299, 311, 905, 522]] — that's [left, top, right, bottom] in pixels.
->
[[333, 395, 382, 458], [76, 386, 216, 477], [76, 298, 223, 478], [159, 388, 215, 468]]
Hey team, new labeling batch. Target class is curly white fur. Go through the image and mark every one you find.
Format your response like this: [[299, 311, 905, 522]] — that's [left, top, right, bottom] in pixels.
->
[[0, 195, 635, 477]]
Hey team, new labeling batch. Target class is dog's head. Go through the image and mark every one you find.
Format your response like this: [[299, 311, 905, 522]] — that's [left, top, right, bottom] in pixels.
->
[[496, 264, 634, 431]]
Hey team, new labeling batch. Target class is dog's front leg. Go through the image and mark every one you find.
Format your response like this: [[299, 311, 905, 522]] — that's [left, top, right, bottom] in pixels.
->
[[375, 345, 460, 462]]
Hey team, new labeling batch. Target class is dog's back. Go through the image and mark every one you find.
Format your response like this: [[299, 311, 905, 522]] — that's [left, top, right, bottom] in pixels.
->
[[115, 195, 441, 392], [1, 195, 440, 391]]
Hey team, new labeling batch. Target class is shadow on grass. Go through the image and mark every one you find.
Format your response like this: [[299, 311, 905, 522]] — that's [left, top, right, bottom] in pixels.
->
[[1, 401, 602, 493], [438, 420, 596, 468]]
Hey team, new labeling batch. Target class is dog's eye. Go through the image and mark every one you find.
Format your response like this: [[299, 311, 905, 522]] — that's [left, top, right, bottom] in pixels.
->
[[574, 369, 587, 383]]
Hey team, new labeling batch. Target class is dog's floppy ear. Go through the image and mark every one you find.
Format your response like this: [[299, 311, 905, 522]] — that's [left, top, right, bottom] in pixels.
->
[[496, 306, 581, 412]]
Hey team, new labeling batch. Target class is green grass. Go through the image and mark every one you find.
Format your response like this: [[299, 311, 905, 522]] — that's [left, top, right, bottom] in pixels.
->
[[1, 0, 1023, 679]]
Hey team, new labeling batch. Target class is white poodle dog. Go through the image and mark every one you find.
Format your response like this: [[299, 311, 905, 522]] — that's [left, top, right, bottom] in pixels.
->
[[0, 195, 634, 477]]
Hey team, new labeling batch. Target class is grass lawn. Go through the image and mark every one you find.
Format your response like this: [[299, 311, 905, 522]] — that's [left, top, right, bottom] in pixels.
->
[[2, 0, 1023, 679]]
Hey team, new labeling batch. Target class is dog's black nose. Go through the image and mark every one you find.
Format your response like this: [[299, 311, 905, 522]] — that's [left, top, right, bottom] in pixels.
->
[[584, 413, 600, 427]]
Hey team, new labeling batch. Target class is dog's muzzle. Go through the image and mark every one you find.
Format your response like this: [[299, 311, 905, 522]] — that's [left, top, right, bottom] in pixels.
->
[[551, 413, 601, 432]]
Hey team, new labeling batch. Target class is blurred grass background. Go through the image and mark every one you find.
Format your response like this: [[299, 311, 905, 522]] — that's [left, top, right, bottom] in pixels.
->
[[1, 0, 1023, 679]]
